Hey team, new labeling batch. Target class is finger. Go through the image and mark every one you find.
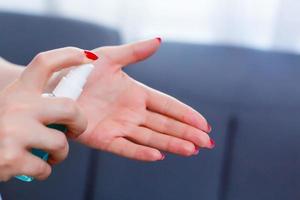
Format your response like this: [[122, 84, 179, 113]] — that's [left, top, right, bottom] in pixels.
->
[[127, 127, 196, 156], [25, 123, 69, 165], [144, 111, 213, 149], [16, 152, 52, 180], [94, 38, 161, 69], [37, 97, 88, 138], [21, 47, 97, 92], [146, 87, 211, 133], [106, 137, 163, 162]]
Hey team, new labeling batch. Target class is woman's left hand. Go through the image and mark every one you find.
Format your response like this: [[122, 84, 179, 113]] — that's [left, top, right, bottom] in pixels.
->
[[75, 38, 215, 161]]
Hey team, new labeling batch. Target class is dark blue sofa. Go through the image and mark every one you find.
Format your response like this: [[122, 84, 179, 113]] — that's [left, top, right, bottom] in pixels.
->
[[0, 11, 300, 200]]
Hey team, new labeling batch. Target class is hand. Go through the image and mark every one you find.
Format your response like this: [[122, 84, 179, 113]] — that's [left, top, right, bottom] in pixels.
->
[[76, 38, 214, 161], [0, 47, 93, 181]]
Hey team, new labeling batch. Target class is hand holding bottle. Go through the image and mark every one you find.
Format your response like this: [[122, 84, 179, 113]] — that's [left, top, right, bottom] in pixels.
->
[[0, 47, 97, 181]]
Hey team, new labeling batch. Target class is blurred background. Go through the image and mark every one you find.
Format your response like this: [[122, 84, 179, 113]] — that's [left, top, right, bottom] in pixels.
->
[[0, 1, 300, 200], [1, 0, 300, 52]]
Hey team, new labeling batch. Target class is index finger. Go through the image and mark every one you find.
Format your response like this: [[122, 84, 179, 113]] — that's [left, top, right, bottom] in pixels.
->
[[93, 38, 161, 70], [21, 47, 98, 92]]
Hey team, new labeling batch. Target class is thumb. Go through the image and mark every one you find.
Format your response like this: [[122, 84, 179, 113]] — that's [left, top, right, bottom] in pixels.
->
[[93, 38, 161, 69]]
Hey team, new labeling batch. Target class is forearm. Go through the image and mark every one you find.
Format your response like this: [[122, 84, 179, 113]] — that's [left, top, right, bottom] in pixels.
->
[[0, 57, 24, 90]]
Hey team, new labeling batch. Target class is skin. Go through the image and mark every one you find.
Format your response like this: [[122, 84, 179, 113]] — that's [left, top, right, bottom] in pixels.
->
[[0, 47, 93, 181], [0, 57, 23, 88], [75, 38, 214, 161], [0, 38, 214, 181]]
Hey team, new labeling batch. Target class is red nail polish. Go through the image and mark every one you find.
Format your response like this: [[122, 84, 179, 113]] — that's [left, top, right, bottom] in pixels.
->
[[156, 37, 162, 43], [207, 123, 212, 133], [160, 153, 166, 160], [210, 139, 215, 148], [193, 147, 200, 155], [84, 50, 98, 60]]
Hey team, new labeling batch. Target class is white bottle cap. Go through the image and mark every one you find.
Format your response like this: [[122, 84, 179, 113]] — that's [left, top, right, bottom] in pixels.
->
[[53, 64, 94, 100]]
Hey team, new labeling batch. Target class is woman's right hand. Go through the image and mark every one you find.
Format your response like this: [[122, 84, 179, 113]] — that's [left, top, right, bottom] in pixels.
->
[[0, 47, 97, 181]]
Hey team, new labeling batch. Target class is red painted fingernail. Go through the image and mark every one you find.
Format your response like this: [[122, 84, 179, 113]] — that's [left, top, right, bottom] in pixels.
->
[[156, 37, 162, 43], [193, 147, 200, 155], [160, 153, 166, 160], [84, 50, 98, 60], [210, 139, 215, 149], [207, 123, 212, 133]]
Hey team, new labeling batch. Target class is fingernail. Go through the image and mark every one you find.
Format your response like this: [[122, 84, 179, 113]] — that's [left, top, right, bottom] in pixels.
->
[[84, 50, 98, 60], [207, 123, 212, 133], [193, 147, 200, 155], [156, 37, 162, 43], [160, 153, 166, 160], [210, 139, 215, 149]]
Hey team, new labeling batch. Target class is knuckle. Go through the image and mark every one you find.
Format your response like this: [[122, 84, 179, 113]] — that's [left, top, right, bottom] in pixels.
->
[[167, 138, 179, 153], [65, 46, 81, 52], [142, 131, 152, 146], [0, 100, 25, 116], [131, 45, 143, 62], [54, 134, 68, 152], [0, 120, 22, 141], [2, 104, 28, 116], [0, 158, 8, 170], [0, 174, 11, 182], [1, 149, 20, 166], [82, 116, 88, 130], [181, 125, 192, 139], [76, 116, 88, 135], [36, 162, 47, 174], [36, 162, 51, 179], [168, 138, 194, 156], [60, 99, 78, 117], [64, 142, 70, 158], [63, 99, 77, 113], [33, 52, 48, 65], [182, 143, 195, 156], [140, 113, 147, 125], [0, 137, 15, 150], [160, 117, 170, 131], [0, 122, 12, 138], [65, 46, 84, 60]]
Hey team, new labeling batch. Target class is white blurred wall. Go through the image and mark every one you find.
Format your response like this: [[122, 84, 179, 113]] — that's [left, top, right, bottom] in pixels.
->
[[1, 0, 300, 53]]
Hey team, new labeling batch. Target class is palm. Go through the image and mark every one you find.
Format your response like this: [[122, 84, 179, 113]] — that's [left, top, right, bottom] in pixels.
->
[[78, 66, 146, 151], [76, 39, 213, 161]]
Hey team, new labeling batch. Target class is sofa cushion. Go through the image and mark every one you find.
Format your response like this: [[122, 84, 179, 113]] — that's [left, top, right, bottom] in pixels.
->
[[222, 49, 300, 200]]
